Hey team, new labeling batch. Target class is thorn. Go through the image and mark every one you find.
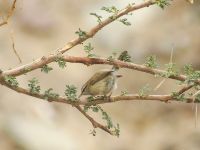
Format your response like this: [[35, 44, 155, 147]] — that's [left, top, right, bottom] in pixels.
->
[[154, 79, 166, 91]]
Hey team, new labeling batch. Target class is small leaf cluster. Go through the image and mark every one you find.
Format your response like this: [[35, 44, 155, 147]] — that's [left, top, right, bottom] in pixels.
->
[[119, 18, 131, 26], [44, 88, 59, 100], [118, 51, 132, 62], [90, 13, 102, 24], [65, 85, 77, 101], [87, 96, 95, 102], [113, 123, 120, 137], [28, 78, 40, 94], [84, 104, 120, 137], [139, 84, 151, 97], [121, 90, 128, 96], [98, 106, 120, 136], [83, 105, 98, 113], [101, 6, 119, 14], [84, 43, 96, 58], [195, 94, 200, 103], [162, 63, 179, 78], [144, 55, 158, 68], [171, 92, 185, 101], [41, 65, 53, 73], [99, 106, 113, 129], [183, 64, 200, 85], [55, 57, 66, 69], [75, 28, 87, 39], [107, 52, 118, 62], [4, 75, 18, 87], [155, 0, 172, 9]]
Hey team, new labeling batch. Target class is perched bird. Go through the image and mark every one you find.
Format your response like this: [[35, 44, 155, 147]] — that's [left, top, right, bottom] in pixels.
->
[[79, 69, 122, 98], [79, 51, 129, 98]]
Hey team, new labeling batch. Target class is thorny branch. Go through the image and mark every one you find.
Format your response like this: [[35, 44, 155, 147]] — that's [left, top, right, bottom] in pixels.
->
[[75, 105, 113, 135], [0, 0, 198, 135]]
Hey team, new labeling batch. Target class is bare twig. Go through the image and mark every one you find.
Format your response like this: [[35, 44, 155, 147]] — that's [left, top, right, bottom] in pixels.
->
[[10, 30, 22, 63]]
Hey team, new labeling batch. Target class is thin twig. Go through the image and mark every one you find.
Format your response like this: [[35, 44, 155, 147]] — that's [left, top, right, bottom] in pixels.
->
[[154, 44, 174, 91], [10, 30, 22, 63], [75, 105, 113, 135]]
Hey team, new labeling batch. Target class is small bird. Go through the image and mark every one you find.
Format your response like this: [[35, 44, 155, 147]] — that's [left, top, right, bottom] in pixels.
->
[[79, 69, 122, 98], [79, 51, 129, 98]]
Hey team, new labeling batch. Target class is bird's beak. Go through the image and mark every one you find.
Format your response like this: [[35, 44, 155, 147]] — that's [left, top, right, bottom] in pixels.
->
[[116, 74, 122, 78]]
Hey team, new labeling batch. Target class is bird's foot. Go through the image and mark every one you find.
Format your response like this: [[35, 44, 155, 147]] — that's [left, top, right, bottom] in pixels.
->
[[103, 95, 112, 102]]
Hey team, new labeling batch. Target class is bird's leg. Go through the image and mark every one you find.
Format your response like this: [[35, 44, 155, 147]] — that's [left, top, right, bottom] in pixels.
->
[[103, 92, 112, 101], [108, 92, 113, 101]]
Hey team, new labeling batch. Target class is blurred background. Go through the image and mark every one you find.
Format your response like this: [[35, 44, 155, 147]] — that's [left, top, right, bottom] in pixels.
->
[[0, 0, 200, 149]]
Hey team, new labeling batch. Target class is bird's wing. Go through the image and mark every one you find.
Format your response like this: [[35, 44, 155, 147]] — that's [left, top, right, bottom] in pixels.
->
[[81, 70, 113, 94]]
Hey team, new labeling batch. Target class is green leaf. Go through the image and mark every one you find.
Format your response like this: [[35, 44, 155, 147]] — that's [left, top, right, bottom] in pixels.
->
[[75, 28, 87, 39], [98, 106, 113, 129], [83, 105, 90, 112], [161, 63, 179, 78], [119, 18, 131, 26], [183, 64, 200, 85], [87, 96, 95, 102], [83, 43, 96, 58], [65, 85, 77, 101], [195, 94, 200, 103], [41, 65, 53, 73], [183, 64, 194, 75], [92, 107, 99, 112], [101, 6, 119, 14], [118, 51, 132, 62], [171, 92, 185, 101], [155, 0, 172, 9], [113, 123, 120, 137], [44, 88, 59, 100], [121, 90, 128, 96], [4, 75, 19, 87], [139, 84, 151, 97], [55, 57, 66, 69], [28, 78, 40, 94], [90, 13, 102, 24], [107, 52, 118, 62], [144, 55, 158, 68]]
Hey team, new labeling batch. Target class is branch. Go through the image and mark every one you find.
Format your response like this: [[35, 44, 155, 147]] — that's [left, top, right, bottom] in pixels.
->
[[2, 55, 199, 85], [0, 0, 156, 78], [0, 0, 196, 136], [1, 76, 196, 107], [10, 30, 22, 63], [59, 1, 155, 54], [75, 105, 113, 135]]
